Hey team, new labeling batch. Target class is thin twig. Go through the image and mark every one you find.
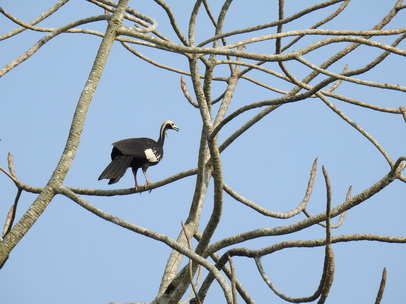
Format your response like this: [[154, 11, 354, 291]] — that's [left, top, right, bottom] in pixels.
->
[[318, 93, 393, 167], [281, 0, 351, 52], [399, 106, 406, 123], [180, 76, 199, 108], [318, 166, 335, 304], [374, 268, 387, 304], [181, 222, 201, 304], [324, 64, 348, 93], [2, 189, 22, 238], [7, 152, 17, 178], [228, 255, 237, 304], [304, 186, 350, 229]]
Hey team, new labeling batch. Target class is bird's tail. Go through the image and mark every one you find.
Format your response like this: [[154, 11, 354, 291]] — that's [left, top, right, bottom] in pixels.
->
[[98, 156, 133, 184]]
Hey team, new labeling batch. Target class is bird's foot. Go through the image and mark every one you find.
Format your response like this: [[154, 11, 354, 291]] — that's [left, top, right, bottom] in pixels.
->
[[144, 182, 153, 193]]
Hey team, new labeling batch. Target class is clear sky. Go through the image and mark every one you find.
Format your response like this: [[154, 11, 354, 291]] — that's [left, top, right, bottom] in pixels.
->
[[0, 1, 405, 303]]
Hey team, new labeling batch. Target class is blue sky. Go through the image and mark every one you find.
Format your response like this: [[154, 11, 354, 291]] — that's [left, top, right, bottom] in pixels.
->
[[1, 1, 405, 303]]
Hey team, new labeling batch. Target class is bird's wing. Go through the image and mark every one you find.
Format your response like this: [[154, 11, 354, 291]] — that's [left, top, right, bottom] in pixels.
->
[[113, 138, 157, 158]]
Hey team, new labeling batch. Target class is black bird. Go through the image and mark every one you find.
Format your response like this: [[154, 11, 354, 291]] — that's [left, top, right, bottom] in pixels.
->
[[98, 120, 179, 189]]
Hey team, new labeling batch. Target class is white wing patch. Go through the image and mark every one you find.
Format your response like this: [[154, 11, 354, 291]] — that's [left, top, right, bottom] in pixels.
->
[[144, 148, 159, 163]]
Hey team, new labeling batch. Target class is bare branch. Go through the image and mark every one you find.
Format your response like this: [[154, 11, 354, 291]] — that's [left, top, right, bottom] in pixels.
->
[[207, 162, 401, 254], [89, 0, 158, 32], [180, 76, 199, 108], [304, 186, 350, 229], [194, 235, 254, 304], [281, 0, 351, 52], [223, 159, 317, 218], [0, 15, 110, 77], [0, 0, 129, 268], [250, 168, 334, 303], [0, 7, 59, 32], [180, 222, 201, 304], [0, 0, 69, 40], [60, 186, 234, 303], [324, 64, 348, 93], [225, 29, 406, 52], [318, 93, 393, 167], [374, 268, 387, 304], [2, 189, 22, 238], [399, 106, 406, 123], [2, 1, 405, 302], [318, 166, 335, 304], [153, 0, 188, 45], [228, 256, 237, 304], [71, 168, 197, 196], [197, 0, 350, 47], [7, 153, 16, 178], [297, 56, 406, 92]]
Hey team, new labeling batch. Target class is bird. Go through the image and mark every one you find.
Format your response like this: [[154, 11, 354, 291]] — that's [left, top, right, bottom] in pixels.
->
[[98, 120, 179, 189]]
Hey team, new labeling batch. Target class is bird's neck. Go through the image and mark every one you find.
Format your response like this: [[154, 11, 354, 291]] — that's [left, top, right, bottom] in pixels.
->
[[157, 126, 167, 146]]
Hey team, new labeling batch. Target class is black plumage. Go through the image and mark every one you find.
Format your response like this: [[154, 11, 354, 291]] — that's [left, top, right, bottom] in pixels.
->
[[98, 120, 179, 189]]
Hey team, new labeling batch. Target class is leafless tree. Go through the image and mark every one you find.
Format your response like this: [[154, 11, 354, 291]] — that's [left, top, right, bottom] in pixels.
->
[[1, 0, 405, 303]]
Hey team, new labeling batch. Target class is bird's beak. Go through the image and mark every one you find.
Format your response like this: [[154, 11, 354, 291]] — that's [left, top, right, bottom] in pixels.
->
[[173, 125, 179, 132]]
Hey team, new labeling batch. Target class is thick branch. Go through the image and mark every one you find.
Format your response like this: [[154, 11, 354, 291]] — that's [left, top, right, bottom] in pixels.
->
[[0, 0, 128, 267]]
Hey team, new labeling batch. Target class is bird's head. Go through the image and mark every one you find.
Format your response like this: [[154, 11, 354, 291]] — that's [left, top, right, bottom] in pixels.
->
[[162, 120, 179, 133]]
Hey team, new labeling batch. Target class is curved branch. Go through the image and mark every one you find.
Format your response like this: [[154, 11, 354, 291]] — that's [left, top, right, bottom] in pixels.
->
[[199, 233, 404, 304], [252, 166, 335, 303], [207, 158, 404, 254], [223, 159, 317, 218], [304, 186, 350, 229], [180, 76, 199, 107]]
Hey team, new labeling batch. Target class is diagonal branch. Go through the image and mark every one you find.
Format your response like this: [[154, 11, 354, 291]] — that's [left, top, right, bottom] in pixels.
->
[[374, 268, 387, 304], [60, 186, 234, 304], [0, 0, 69, 40], [0, 15, 110, 77], [0, 0, 129, 267]]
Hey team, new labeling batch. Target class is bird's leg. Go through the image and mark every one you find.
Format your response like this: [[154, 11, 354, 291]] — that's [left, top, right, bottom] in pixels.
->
[[142, 168, 151, 186], [142, 168, 153, 193], [132, 167, 140, 191]]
